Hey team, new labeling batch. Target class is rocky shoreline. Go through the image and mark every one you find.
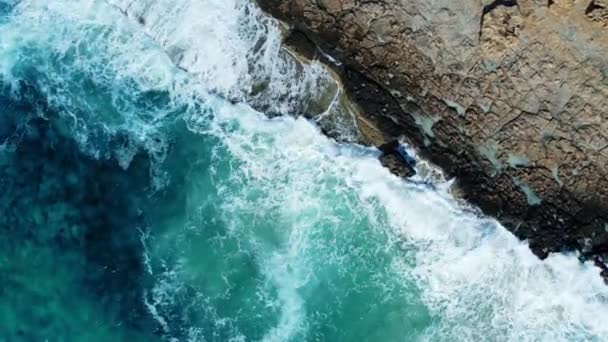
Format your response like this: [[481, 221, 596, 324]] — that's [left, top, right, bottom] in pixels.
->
[[257, 0, 608, 276]]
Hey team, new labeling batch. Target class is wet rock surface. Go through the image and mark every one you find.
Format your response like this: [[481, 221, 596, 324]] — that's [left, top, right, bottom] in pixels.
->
[[378, 140, 417, 178], [379, 153, 415, 178], [257, 0, 608, 269]]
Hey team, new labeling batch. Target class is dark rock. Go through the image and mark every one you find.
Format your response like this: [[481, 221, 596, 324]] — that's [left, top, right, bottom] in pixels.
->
[[283, 29, 318, 60], [378, 140, 417, 178], [379, 153, 416, 179]]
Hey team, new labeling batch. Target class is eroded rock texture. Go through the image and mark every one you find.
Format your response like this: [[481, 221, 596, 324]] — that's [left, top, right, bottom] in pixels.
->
[[257, 0, 608, 266]]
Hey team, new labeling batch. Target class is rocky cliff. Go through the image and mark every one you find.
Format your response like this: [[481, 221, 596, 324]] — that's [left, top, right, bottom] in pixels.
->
[[256, 0, 608, 272]]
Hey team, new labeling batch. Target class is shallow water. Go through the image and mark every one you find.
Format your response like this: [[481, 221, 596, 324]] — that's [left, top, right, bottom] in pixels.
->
[[1, 0, 607, 341]]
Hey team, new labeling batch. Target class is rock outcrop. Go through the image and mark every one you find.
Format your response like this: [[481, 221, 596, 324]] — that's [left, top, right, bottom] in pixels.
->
[[256, 0, 608, 269], [378, 140, 418, 178]]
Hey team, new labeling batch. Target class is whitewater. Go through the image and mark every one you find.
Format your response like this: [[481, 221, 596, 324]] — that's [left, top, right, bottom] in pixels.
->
[[0, 0, 607, 341]]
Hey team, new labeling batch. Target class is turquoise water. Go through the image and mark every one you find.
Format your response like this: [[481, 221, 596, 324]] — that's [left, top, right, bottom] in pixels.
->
[[1, 0, 608, 341]]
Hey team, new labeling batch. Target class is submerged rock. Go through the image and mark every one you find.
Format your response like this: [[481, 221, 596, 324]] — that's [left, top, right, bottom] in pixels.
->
[[257, 0, 608, 271]]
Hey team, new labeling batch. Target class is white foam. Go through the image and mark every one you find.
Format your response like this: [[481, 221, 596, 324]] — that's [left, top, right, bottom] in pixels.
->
[[1, 0, 198, 188], [107, 0, 337, 117], [202, 101, 608, 341]]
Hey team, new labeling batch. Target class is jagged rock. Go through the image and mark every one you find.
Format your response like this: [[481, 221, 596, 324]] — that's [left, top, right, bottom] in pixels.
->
[[378, 140, 417, 178], [379, 153, 416, 179], [257, 0, 608, 268]]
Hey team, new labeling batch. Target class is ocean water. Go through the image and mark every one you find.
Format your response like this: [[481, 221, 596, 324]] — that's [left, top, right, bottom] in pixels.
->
[[1, 0, 607, 341]]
